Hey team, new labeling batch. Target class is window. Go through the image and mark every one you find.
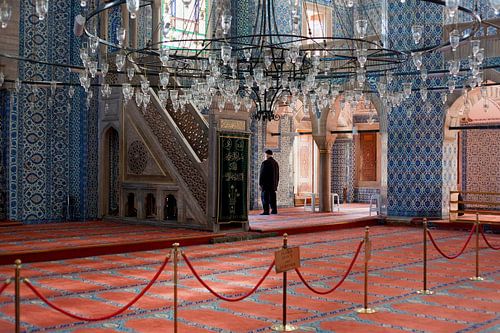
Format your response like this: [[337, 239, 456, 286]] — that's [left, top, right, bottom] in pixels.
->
[[302, 1, 332, 40], [359, 133, 377, 182], [162, 0, 208, 51]]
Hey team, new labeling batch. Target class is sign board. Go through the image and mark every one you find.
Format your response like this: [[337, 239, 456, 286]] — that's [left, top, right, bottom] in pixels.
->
[[274, 247, 300, 273], [217, 133, 249, 223]]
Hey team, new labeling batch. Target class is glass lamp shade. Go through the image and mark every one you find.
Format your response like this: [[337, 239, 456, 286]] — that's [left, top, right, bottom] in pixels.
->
[[355, 19, 368, 39], [445, 0, 459, 18], [403, 82, 412, 98], [35, 0, 49, 21], [127, 67, 135, 81], [221, 45, 232, 65], [101, 62, 109, 77], [126, 0, 140, 19], [470, 39, 480, 56], [449, 29, 460, 51], [447, 79, 455, 93], [159, 72, 170, 89], [411, 24, 423, 44], [181, 0, 192, 7], [116, 27, 126, 45], [412, 52, 422, 70], [0, 1, 12, 28], [141, 80, 150, 94], [115, 54, 125, 71], [221, 12, 232, 35]]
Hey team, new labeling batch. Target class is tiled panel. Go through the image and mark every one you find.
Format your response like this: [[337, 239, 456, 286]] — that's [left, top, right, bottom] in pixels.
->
[[10, 0, 98, 223], [386, 0, 446, 217], [442, 138, 458, 217], [0, 91, 9, 220], [462, 129, 500, 210], [331, 137, 355, 203]]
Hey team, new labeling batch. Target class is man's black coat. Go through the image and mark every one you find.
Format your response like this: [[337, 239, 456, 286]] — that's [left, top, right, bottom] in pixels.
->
[[259, 157, 279, 191]]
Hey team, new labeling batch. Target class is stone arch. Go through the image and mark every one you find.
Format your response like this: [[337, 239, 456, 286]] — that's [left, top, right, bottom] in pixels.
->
[[100, 126, 120, 217]]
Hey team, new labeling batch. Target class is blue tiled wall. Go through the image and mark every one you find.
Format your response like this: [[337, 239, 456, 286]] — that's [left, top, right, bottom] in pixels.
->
[[7, 0, 98, 223]]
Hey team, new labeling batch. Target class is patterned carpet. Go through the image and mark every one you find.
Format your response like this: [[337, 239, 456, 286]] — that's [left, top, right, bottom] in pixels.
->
[[249, 205, 375, 232], [0, 225, 498, 332]]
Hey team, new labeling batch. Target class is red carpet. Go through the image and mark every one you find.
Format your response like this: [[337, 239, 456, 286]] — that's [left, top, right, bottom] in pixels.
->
[[0, 225, 498, 332]]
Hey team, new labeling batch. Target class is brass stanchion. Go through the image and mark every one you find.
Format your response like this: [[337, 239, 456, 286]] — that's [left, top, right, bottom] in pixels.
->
[[173, 243, 179, 333], [356, 227, 376, 314], [14, 259, 21, 333], [470, 214, 484, 281], [417, 219, 434, 295], [271, 234, 297, 332]]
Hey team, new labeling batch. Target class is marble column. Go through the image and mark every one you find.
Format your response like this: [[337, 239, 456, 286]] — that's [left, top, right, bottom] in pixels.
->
[[318, 146, 332, 212], [120, 5, 129, 47], [152, 0, 161, 45]]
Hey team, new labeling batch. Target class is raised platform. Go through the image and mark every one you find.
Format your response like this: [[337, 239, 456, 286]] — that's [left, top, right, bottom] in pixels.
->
[[0, 204, 381, 265]]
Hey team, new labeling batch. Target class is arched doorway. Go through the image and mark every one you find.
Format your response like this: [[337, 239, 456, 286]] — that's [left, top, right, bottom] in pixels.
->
[[444, 83, 500, 216]]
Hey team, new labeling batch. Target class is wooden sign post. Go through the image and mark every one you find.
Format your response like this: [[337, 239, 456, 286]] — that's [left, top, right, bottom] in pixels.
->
[[272, 234, 300, 332]]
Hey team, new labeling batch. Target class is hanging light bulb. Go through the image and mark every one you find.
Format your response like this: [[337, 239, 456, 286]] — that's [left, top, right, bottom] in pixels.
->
[[420, 68, 428, 82], [221, 44, 232, 66], [159, 48, 170, 67], [355, 19, 368, 39], [135, 89, 143, 108], [420, 87, 428, 102], [126, 0, 140, 19], [447, 79, 455, 93], [80, 0, 87, 7], [411, 24, 423, 44], [221, 11, 232, 35], [181, 0, 192, 7], [88, 60, 98, 78], [115, 53, 125, 71], [159, 71, 170, 89], [35, 0, 49, 21], [449, 29, 460, 52], [0, 0, 12, 29], [403, 82, 412, 98], [445, 0, 459, 18], [141, 79, 150, 94], [0, 71, 4, 88], [470, 39, 480, 57], [127, 67, 135, 81], [116, 26, 126, 46], [347, 0, 354, 7], [448, 59, 460, 76], [412, 52, 422, 70], [356, 48, 367, 68], [101, 62, 109, 77]]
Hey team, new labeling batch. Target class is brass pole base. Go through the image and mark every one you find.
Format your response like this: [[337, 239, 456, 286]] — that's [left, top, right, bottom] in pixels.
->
[[417, 289, 434, 295], [271, 324, 299, 332], [356, 307, 377, 314], [469, 276, 484, 281]]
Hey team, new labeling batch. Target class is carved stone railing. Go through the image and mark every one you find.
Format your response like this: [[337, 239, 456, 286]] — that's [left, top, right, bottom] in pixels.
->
[[143, 103, 207, 212]]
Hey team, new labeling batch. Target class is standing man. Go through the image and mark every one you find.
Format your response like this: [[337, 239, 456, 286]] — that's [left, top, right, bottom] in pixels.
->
[[259, 149, 279, 215]]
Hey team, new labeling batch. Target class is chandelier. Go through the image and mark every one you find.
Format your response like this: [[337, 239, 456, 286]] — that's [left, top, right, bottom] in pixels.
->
[[1, 0, 497, 124]]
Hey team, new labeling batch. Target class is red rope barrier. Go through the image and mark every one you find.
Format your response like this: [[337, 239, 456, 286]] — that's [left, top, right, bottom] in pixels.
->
[[427, 225, 476, 260], [294, 240, 364, 295], [182, 253, 274, 302], [480, 225, 500, 250], [0, 279, 12, 295], [24, 255, 170, 321]]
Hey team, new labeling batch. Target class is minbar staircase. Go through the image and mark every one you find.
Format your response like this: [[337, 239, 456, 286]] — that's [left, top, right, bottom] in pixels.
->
[[121, 68, 212, 230]]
